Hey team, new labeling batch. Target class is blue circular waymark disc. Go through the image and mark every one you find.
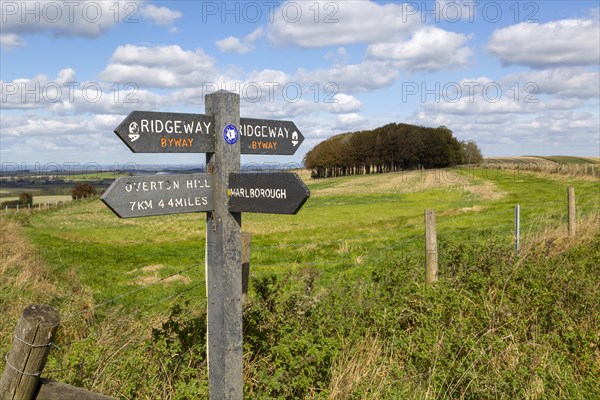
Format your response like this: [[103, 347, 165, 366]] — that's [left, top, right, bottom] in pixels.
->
[[223, 124, 239, 144]]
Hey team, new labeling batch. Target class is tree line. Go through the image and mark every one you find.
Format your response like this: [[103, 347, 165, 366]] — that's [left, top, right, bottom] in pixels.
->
[[304, 123, 482, 179]]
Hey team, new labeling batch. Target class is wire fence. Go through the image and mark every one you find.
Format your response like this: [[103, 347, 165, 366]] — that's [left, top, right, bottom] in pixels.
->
[[1, 178, 598, 388], [2, 193, 101, 213]]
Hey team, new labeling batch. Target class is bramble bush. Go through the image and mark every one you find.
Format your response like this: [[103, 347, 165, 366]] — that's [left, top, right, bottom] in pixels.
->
[[115, 231, 600, 399]]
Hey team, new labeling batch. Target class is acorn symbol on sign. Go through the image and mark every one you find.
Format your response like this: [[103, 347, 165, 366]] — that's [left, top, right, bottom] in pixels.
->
[[128, 122, 140, 142]]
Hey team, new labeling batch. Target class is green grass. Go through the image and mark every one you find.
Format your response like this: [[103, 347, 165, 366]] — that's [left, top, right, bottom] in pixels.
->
[[2, 167, 598, 399], [14, 168, 598, 310], [1, 194, 73, 205], [535, 156, 599, 164]]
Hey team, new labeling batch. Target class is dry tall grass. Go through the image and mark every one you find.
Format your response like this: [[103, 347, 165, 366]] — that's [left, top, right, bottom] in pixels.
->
[[328, 334, 395, 399], [520, 210, 600, 258], [481, 160, 599, 181], [312, 169, 504, 201], [1, 218, 61, 340], [0, 217, 175, 397], [0, 217, 94, 365]]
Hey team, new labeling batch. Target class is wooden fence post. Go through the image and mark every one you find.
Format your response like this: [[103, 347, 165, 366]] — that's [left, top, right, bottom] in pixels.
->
[[514, 205, 520, 253], [0, 304, 60, 400], [424, 209, 438, 286], [568, 186, 576, 237], [36, 379, 116, 400], [242, 232, 252, 304]]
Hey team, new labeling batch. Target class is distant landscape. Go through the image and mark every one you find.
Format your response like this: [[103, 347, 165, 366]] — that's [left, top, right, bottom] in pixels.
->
[[1, 158, 598, 398], [484, 156, 600, 165]]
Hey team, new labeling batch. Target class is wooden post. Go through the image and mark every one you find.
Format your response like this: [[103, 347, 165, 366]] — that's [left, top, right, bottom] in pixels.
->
[[241, 232, 252, 303], [205, 90, 243, 400], [424, 209, 438, 286], [0, 304, 60, 400], [515, 205, 520, 253], [568, 186, 576, 237], [36, 379, 116, 400]]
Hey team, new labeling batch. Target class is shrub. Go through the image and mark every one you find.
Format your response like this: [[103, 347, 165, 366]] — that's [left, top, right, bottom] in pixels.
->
[[71, 182, 97, 199]]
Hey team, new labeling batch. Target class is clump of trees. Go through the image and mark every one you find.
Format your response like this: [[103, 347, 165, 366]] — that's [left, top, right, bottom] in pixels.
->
[[462, 140, 484, 164], [71, 182, 97, 199], [304, 123, 482, 179]]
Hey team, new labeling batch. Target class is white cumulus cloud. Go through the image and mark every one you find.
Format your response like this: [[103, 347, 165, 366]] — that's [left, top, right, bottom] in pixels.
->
[[488, 17, 600, 68], [367, 26, 473, 71], [503, 68, 600, 100], [99, 45, 217, 88], [141, 4, 182, 26], [0, 33, 26, 49], [295, 61, 399, 94], [268, 1, 421, 48], [329, 94, 362, 113], [334, 113, 369, 131], [0, 0, 142, 48], [217, 28, 264, 54]]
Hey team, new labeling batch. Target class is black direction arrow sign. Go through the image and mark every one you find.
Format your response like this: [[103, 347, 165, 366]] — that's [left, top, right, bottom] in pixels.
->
[[114, 111, 215, 153], [239, 118, 304, 155], [114, 111, 304, 155], [228, 172, 310, 214], [101, 173, 213, 218]]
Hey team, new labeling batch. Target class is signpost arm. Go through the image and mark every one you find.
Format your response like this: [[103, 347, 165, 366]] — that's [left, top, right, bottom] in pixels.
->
[[205, 90, 243, 400]]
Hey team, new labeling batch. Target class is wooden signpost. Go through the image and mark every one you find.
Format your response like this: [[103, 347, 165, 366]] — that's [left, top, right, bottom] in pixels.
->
[[102, 90, 309, 400], [114, 111, 304, 155], [114, 111, 215, 153], [239, 118, 303, 155], [229, 172, 310, 214], [101, 173, 213, 218]]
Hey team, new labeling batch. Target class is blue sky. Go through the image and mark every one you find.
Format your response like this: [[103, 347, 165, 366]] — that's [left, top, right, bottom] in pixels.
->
[[1, 0, 599, 167]]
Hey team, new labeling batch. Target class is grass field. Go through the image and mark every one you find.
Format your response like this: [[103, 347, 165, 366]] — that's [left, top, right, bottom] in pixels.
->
[[12, 168, 597, 304], [0, 187, 46, 197], [1, 167, 599, 399], [0, 194, 73, 205]]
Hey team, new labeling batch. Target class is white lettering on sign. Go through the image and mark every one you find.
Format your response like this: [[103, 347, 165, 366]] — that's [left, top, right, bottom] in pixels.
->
[[186, 178, 211, 189], [139, 119, 212, 135], [130, 200, 153, 211], [229, 188, 287, 199], [158, 197, 209, 208], [124, 180, 181, 192], [239, 124, 289, 139]]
